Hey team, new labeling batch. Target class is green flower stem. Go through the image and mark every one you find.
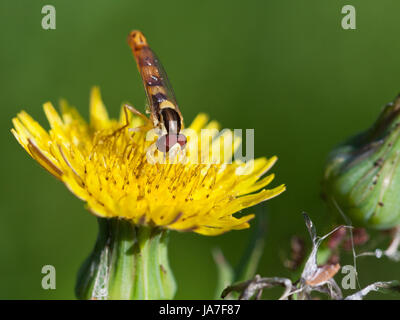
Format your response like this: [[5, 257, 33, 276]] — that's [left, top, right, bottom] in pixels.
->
[[75, 217, 176, 300]]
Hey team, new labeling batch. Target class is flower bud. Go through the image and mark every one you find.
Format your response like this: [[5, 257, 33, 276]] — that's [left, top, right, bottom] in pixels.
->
[[323, 95, 400, 229]]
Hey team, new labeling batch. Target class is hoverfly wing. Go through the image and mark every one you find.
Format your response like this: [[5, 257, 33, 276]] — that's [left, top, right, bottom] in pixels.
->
[[128, 31, 183, 129], [152, 52, 179, 107]]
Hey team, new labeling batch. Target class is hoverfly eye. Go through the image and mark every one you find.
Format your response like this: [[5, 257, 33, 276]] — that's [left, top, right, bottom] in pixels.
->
[[176, 134, 187, 149], [156, 134, 176, 153], [156, 134, 187, 152]]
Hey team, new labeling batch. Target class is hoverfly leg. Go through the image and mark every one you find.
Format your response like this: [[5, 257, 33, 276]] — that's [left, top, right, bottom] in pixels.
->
[[124, 104, 147, 120], [121, 104, 132, 128], [124, 104, 151, 124], [93, 105, 132, 147], [124, 104, 152, 134]]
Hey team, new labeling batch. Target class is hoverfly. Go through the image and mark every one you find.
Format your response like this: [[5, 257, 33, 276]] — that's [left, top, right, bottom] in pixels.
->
[[127, 30, 187, 153]]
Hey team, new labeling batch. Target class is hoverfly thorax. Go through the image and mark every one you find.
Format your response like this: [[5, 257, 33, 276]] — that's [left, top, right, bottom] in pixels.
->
[[128, 30, 187, 153]]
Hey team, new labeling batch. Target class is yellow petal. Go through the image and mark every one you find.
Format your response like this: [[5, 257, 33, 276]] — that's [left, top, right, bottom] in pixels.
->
[[44, 102, 64, 129], [189, 113, 209, 132], [90, 86, 110, 130], [11, 88, 286, 236]]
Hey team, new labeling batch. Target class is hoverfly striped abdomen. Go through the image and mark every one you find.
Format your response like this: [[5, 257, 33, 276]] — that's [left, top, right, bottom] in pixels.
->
[[128, 31, 186, 153]]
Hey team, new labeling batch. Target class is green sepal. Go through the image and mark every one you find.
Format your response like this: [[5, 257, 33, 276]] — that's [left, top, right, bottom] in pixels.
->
[[75, 217, 176, 300]]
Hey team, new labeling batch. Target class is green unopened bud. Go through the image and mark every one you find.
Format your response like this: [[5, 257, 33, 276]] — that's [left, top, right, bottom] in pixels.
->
[[323, 95, 400, 229], [75, 218, 176, 299]]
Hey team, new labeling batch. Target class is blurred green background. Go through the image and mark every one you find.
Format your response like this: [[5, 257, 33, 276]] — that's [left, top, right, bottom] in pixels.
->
[[1, 0, 399, 299]]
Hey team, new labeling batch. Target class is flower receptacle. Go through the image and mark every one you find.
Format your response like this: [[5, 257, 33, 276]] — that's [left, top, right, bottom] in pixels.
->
[[75, 217, 176, 300]]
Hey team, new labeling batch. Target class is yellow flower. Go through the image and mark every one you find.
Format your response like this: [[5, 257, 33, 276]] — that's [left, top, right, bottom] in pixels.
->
[[11, 87, 285, 236]]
